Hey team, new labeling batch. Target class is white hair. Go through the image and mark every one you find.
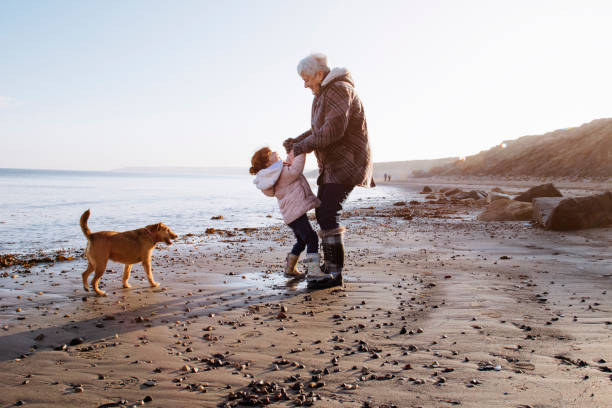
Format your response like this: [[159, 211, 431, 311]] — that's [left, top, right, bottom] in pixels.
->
[[297, 52, 330, 76]]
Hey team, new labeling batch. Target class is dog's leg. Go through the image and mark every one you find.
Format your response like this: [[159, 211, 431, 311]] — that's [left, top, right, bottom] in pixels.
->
[[92, 260, 109, 296], [122, 264, 132, 288], [143, 259, 159, 288], [82, 262, 94, 292]]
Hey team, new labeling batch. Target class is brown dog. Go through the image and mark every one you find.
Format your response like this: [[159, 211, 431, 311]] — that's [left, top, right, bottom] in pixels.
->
[[80, 209, 178, 296]]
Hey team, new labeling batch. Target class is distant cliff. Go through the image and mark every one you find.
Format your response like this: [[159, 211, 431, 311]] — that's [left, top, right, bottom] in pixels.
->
[[427, 118, 612, 178]]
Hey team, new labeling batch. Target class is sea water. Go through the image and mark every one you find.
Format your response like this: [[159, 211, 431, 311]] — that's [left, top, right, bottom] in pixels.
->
[[0, 168, 413, 255]]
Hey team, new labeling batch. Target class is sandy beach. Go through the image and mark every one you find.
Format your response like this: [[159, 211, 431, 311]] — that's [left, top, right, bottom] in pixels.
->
[[1, 179, 611, 408]]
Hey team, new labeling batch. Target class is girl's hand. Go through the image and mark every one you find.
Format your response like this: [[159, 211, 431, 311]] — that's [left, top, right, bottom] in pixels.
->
[[283, 138, 294, 153]]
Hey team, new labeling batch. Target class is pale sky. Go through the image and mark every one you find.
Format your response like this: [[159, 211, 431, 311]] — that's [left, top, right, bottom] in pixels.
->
[[1, 0, 611, 171]]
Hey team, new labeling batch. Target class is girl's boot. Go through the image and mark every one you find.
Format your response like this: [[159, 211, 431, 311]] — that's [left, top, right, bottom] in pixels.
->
[[285, 253, 304, 278]]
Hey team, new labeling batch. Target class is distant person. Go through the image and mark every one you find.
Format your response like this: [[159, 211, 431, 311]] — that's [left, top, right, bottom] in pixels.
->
[[284, 52, 373, 289], [250, 147, 331, 283], [384, 173, 388, 182], [388, 174, 391, 182]]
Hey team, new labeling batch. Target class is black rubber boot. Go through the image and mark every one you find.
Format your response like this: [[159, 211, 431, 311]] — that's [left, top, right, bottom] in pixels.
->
[[307, 227, 345, 289]]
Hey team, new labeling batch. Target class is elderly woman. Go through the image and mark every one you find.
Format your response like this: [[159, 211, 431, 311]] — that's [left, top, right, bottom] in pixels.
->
[[284, 53, 373, 289]]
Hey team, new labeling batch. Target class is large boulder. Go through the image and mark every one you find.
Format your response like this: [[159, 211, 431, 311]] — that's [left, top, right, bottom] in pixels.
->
[[478, 198, 533, 221], [534, 192, 612, 230], [514, 183, 562, 202]]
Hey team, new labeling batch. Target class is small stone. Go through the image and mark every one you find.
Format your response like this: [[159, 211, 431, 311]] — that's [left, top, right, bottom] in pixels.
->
[[143, 396, 153, 403], [70, 337, 85, 346]]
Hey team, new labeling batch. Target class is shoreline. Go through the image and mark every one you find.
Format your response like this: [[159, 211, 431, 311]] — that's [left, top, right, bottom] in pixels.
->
[[3, 176, 610, 263]]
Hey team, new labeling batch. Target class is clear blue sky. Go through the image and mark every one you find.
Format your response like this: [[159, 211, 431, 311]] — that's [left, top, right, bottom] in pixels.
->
[[1, 0, 611, 170]]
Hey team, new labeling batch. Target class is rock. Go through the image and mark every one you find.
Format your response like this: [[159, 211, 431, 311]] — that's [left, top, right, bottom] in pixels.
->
[[455, 190, 487, 200], [532, 197, 564, 227], [444, 188, 463, 197], [514, 183, 562, 202], [477, 199, 533, 221], [143, 396, 152, 403], [70, 337, 85, 346], [535, 192, 612, 230], [421, 186, 432, 193], [488, 191, 513, 203]]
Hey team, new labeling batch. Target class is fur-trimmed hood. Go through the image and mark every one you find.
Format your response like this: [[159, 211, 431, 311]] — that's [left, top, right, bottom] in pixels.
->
[[321, 67, 354, 88], [253, 160, 283, 191]]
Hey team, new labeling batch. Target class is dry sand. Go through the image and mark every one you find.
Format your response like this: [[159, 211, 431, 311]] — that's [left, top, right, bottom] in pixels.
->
[[1, 179, 611, 408]]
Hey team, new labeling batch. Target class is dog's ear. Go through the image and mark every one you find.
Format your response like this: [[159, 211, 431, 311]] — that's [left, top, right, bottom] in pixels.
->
[[155, 223, 163, 231]]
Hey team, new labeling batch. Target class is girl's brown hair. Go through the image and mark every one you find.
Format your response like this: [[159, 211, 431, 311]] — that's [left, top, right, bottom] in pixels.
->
[[249, 147, 271, 175]]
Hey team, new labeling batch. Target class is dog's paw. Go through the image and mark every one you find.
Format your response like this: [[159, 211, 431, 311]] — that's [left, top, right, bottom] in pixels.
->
[[95, 291, 107, 297], [150, 282, 160, 288], [123, 282, 132, 288], [83, 287, 90, 292]]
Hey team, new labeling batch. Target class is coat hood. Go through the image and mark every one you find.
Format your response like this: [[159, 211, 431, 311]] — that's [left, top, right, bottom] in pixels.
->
[[253, 160, 283, 190], [321, 67, 354, 88]]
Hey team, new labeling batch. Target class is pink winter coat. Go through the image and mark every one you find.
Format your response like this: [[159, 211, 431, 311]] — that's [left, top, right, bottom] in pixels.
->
[[253, 154, 320, 224]]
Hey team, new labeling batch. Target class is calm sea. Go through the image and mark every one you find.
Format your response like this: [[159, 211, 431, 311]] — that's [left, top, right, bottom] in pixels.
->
[[0, 168, 411, 255]]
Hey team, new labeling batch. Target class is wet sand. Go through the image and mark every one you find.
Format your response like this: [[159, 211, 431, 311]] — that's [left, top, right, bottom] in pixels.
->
[[1, 180, 611, 407]]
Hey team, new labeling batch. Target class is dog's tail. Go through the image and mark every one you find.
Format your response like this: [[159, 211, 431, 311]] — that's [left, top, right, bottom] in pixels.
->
[[80, 209, 92, 239]]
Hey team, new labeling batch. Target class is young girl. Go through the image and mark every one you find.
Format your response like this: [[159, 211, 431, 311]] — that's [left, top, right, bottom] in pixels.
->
[[250, 147, 330, 282]]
